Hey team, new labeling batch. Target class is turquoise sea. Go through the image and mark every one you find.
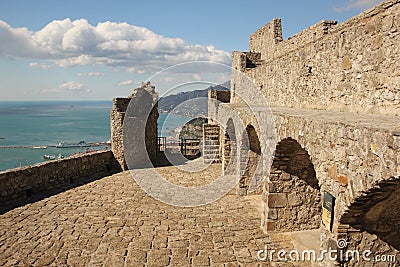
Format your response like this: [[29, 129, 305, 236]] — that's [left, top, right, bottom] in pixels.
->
[[0, 101, 190, 172]]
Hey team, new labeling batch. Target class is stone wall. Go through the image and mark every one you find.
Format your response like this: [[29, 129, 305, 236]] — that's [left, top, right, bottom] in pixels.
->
[[110, 82, 159, 170], [269, 108, 399, 231], [208, 90, 230, 125], [110, 98, 130, 170], [338, 177, 400, 266], [271, 109, 399, 266], [238, 125, 263, 196], [0, 151, 118, 203], [263, 138, 321, 232], [233, 0, 400, 116], [213, 102, 399, 264], [214, 0, 400, 265]]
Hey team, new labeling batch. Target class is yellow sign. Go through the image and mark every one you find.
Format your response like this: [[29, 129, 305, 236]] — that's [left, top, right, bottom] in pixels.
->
[[322, 192, 335, 231], [322, 207, 332, 230]]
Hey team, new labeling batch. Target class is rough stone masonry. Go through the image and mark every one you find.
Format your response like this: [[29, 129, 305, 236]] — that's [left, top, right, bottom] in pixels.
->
[[209, 0, 400, 266], [110, 81, 159, 170]]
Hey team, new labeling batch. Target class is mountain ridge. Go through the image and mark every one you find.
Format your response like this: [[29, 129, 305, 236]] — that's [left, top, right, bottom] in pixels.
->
[[158, 81, 230, 117]]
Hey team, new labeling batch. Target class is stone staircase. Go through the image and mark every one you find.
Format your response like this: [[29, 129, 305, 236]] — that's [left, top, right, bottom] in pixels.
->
[[202, 124, 221, 164]]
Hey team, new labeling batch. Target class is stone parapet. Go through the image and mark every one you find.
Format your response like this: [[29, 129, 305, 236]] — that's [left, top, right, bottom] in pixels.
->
[[0, 150, 118, 203]]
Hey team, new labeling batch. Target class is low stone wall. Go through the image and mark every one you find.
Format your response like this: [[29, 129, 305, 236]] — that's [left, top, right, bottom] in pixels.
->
[[0, 150, 118, 203]]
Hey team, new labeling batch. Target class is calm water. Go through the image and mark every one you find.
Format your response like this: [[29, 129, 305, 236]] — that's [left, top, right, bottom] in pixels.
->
[[0, 101, 190, 171]]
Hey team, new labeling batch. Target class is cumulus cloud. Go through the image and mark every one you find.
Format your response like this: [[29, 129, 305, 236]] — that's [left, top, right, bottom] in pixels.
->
[[0, 18, 231, 72], [118, 79, 137, 86], [29, 62, 51, 69], [334, 0, 383, 12], [41, 81, 85, 94], [77, 72, 104, 77], [59, 81, 84, 91]]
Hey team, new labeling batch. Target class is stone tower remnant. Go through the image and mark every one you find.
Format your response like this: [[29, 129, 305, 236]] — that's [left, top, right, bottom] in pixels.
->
[[110, 81, 159, 170]]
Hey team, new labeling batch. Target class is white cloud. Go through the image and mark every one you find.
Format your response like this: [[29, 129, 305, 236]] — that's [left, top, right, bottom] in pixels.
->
[[77, 72, 104, 77], [54, 54, 94, 67], [118, 79, 137, 86], [334, 0, 383, 12], [42, 81, 86, 94], [29, 62, 51, 69], [126, 67, 146, 74], [59, 81, 84, 91], [193, 74, 202, 81], [0, 18, 231, 72]]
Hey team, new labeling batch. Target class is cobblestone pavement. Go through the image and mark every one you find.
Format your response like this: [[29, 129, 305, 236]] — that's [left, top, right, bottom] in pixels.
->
[[0, 161, 311, 266]]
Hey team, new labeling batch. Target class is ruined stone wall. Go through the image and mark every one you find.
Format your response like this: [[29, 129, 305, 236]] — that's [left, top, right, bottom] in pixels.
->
[[233, 0, 400, 116], [249, 18, 283, 61], [110, 82, 159, 170], [110, 98, 130, 170], [208, 90, 230, 124], [146, 106, 159, 161], [0, 151, 117, 203], [238, 125, 263, 196]]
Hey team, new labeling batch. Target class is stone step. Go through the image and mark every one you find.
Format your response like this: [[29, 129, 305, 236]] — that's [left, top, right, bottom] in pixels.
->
[[204, 130, 219, 135], [204, 146, 219, 150], [203, 124, 221, 164], [204, 133, 219, 136], [204, 153, 220, 157], [204, 136, 219, 140]]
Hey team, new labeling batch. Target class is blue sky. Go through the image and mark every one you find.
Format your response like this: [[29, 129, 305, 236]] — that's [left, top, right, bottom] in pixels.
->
[[0, 0, 383, 100]]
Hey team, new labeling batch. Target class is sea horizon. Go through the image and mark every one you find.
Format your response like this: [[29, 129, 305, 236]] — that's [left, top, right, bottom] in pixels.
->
[[0, 100, 191, 172]]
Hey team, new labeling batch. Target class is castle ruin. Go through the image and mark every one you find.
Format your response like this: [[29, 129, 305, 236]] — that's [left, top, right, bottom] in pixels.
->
[[110, 81, 159, 170], [209, 0, 399, 265], [0, 1, 399, 266]]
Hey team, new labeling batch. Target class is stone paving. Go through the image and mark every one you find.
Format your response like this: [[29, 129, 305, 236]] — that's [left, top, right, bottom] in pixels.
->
[[0, 160, 316, 266]]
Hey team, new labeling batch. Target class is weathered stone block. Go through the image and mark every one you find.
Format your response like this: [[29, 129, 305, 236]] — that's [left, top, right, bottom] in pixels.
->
[[268, 182, 276, 193], [268, 193, 287, 208], [266, 221, 275, 231], [338, 175, 349, 186], [341, 55, 352, 70], [328, 163, 338, 180], [280, 172, 291, 181], [288, 192, 303, 207], [267, 208, 278, 220]]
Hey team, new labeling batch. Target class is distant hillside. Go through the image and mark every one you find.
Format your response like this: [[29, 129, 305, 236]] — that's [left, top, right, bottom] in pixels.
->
[[158, 81, 230, 117]]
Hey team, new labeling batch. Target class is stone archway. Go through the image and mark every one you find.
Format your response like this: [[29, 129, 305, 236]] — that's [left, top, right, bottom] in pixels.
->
[[222, 118, 237, 175], [339, 177, 400, 266], [238, 125, 262, 196], [263, 137, 321, 232]]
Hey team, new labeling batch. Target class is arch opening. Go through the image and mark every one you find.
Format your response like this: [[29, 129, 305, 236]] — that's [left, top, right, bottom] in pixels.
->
[[264, 137, 321, 232], [222, 118, 237, 175], [238, 125, 262, 196], [339, 177, 400, 266]]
